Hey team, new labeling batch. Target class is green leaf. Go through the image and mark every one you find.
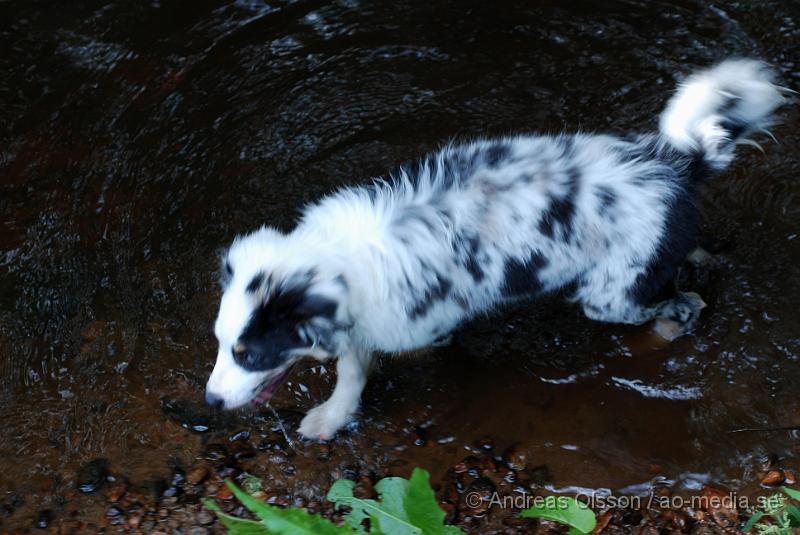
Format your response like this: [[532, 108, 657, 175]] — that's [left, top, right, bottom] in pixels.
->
[[374, 477, 413, 535], [404, 468, 465, 535], [786, 505, 800, 526], [327, 480, 373, 532], [328, 477, 419, 535], [227, 480, 356, 535], [520, 496, 597, 535], [201, 498, 269, 534], [783, 487, 800, 502], [742, 511, 765, 532]]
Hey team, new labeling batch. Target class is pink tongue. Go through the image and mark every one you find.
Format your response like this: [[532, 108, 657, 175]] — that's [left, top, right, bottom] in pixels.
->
[[252, 366, 294, 405]]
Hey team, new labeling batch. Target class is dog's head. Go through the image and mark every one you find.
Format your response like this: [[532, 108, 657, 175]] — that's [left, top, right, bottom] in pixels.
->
[[205, 226, 348, 409]]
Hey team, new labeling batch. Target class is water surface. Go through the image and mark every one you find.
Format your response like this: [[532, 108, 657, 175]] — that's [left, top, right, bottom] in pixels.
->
[[1, 0, 799, 530]]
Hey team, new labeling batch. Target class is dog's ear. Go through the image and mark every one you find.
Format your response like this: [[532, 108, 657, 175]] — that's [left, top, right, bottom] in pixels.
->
[[291, 292, 342, 354], [218, 250, 234, 288], [295, 293, 338, 320]]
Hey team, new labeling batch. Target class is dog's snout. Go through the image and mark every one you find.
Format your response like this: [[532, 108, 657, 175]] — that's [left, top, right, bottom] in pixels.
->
[[205, 391, 224, 409]]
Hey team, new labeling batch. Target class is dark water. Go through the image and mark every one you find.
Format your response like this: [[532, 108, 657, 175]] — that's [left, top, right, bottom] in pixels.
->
[[1, 0, 799, 531]]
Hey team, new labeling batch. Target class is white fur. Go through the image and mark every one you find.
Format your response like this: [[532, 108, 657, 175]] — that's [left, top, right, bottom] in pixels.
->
[[659, 58, 784, 169]]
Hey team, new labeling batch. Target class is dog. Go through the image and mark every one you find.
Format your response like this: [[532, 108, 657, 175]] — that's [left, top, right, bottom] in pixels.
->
[[205, 59, 786, 440]]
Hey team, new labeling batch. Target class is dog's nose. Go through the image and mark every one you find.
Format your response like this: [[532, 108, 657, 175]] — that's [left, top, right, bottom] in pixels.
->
[[204, 391, 224, 409]]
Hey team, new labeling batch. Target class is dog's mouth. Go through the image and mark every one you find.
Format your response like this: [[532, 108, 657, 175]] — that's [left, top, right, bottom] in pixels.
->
[[251, 364, 295, 405]]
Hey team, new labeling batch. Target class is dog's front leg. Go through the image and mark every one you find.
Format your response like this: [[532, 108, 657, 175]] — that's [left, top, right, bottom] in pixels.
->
[[298, 347, 372, 440]]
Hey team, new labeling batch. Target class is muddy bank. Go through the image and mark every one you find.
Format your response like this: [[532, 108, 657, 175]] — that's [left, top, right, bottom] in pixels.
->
[[14, 420, 798, 534], [1, 0, 799, 532]]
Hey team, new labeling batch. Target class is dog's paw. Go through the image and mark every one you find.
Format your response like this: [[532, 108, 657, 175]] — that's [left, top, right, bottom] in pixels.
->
[[654, 292, 707, 341], [298, 402, 352, 441]]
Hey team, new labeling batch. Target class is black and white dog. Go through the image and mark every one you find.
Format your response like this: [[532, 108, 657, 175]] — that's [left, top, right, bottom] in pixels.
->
[[205, 59, 785, 439]]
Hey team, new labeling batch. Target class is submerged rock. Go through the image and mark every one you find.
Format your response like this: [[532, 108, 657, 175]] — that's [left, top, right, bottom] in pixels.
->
[[77, 459, 110, 493], [502, 443, 532, 471]]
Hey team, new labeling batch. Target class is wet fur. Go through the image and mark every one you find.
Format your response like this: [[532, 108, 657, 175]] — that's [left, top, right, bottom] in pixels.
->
[[206, 59, 785, 439]]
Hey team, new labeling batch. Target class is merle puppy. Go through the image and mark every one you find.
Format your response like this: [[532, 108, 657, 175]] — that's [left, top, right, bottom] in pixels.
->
[[206, 59, 786, 439]]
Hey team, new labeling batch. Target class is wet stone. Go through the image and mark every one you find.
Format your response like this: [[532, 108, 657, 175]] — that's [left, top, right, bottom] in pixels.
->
[[502, 443, 531, 471], [195, 510, 215, 525], [761, 470, 784, 486], [77, 459, 110, 493], [785, 470, 797, 485], [217, 486, 233, 500], [106, 505, 123, 518], [186, 464, 209, 485], [229, 430, 251, 442], [217, 464, 241, 479]]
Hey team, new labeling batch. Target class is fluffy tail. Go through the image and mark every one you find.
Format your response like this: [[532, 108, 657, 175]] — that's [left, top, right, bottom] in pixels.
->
[[659, 59, 787, 171]]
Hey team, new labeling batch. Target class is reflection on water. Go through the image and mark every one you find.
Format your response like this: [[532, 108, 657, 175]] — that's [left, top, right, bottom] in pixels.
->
[[1, 0, 799, 529]]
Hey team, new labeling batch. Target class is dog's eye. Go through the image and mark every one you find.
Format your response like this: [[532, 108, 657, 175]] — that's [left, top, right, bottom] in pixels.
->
[[233, 348, 259, 367]]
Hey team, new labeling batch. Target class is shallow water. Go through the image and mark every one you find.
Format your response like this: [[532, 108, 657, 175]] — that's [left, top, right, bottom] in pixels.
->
[[1, 0, 799, 531]]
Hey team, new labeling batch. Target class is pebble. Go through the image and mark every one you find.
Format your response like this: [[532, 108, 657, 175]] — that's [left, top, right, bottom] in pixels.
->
[[106, 505, 123, 518], [186, 465, 209, 485], [76, 459, 110, 493], [229, 430, 251, 442], [761, 470, 785, 486], [217, 486, 233, 500], [785, 470, 797, 485], [196, 510, 215, 525]]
